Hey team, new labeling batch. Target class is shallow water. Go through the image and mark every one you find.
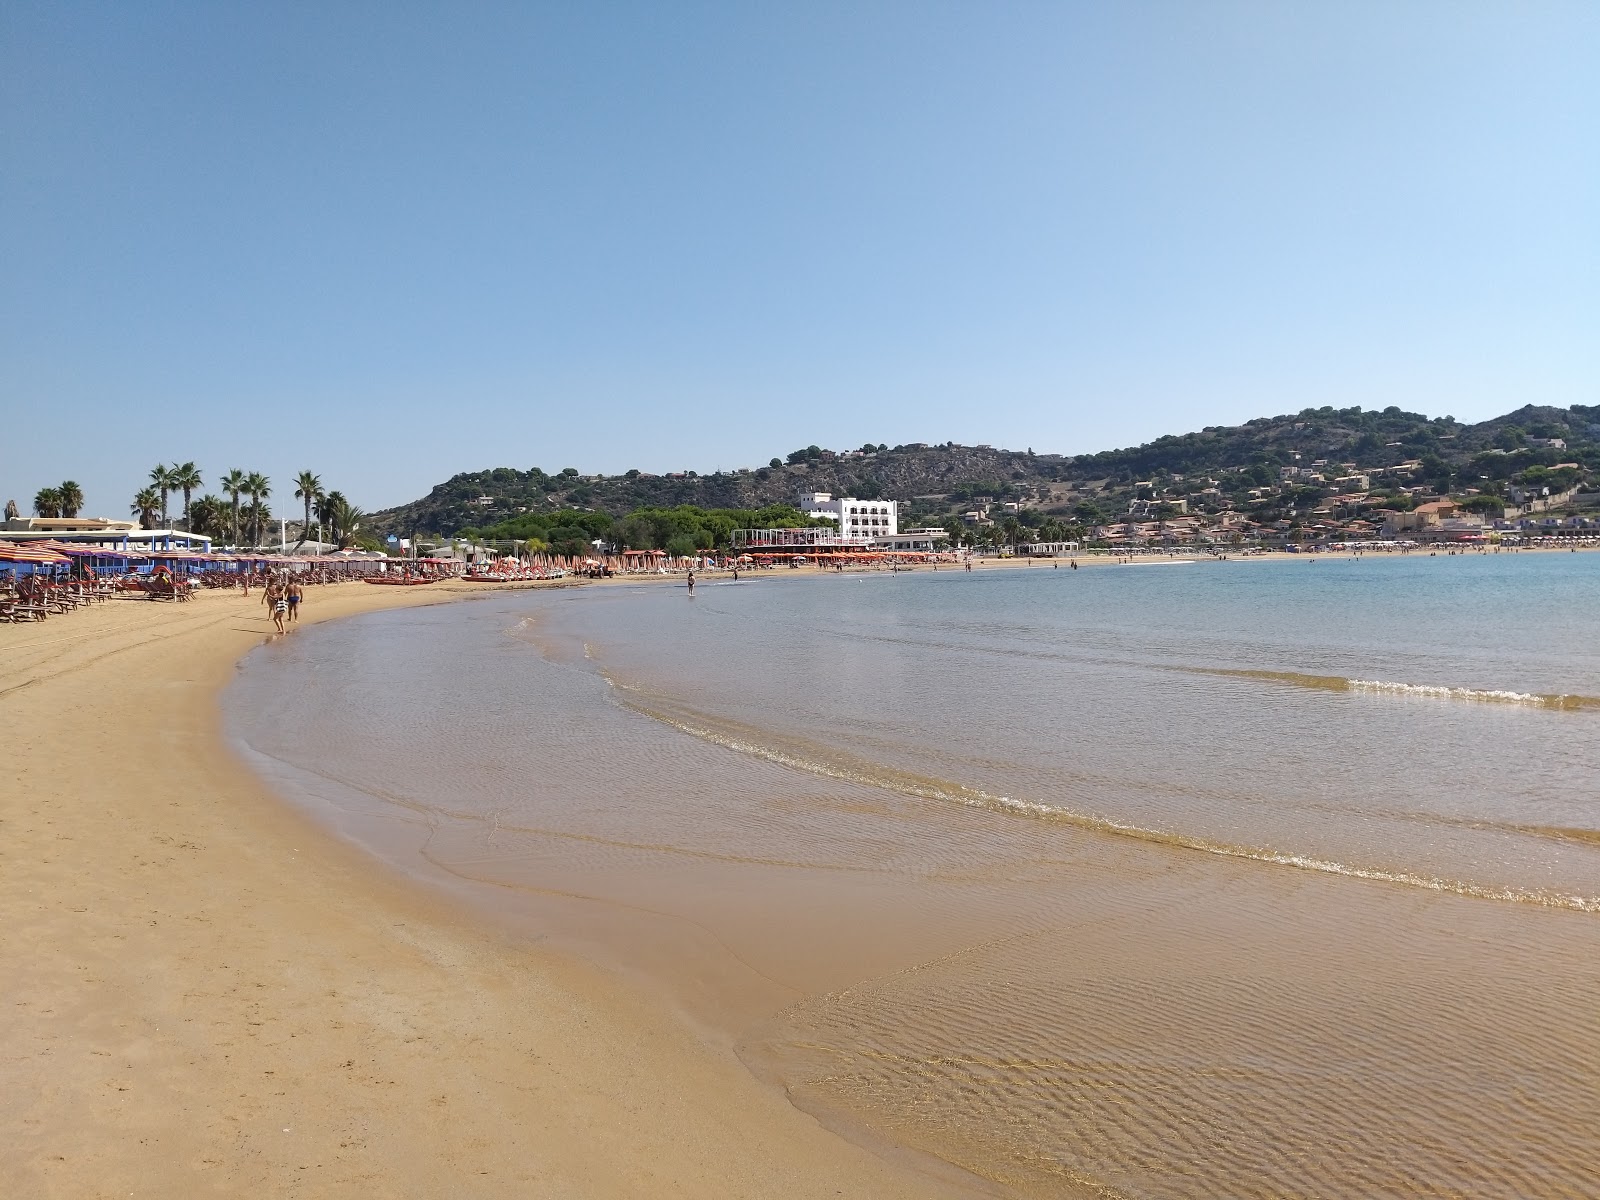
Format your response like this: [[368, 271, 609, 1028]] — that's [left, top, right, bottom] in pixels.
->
[[227, 554, 1600, 1197]]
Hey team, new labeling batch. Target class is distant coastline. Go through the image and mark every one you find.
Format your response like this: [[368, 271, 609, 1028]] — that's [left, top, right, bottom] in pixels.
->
[[372, 402, 1600, 561]]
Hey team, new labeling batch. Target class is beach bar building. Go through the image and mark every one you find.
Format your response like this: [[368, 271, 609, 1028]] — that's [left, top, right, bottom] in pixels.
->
[[1, 516, 213, 554], [731, 527, 873, 557], [1026, 540, 1081, 557]]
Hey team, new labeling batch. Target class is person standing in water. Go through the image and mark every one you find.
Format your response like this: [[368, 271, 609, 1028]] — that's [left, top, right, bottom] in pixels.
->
[[686, 569, 695, 595]]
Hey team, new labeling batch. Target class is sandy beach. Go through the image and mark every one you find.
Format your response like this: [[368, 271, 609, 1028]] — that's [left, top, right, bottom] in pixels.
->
[[0, 582, 975, 1199]]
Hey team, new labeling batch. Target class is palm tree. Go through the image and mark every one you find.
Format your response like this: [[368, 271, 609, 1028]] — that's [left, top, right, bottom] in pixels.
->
[[316, 490, 344, 540], [244, 472, 270, 545], [317, 490, 366, 548], [34, 487, 63, 518], [1001, 515, 1023, 554], [220, 468, 246, 546], [56, 480, 85, 518], [149, 464, 174, 527], [131, 487, 159, 528], [325, 494, 366, 549], [187, 494, 226, 540], [170, 462, 202, 529], [241, 499, 270, 550], [293, 470, 323, 549]]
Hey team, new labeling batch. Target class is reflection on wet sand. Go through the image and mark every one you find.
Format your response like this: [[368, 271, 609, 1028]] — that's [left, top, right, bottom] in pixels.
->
[[228, 558, 1600, 1197]]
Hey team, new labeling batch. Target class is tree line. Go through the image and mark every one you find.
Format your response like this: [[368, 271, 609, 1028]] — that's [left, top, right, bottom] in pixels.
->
[[459, 503, 832, 558], [25, 462, 373, 550]]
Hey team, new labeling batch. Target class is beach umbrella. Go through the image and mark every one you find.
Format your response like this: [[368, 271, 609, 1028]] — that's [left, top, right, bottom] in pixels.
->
[[0, 540, 71, 565], [0, 540, 71, 577]]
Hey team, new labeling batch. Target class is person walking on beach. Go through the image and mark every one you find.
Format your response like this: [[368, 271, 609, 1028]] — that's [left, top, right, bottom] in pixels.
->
[[286, 578, 303, 623], [270, 586, 288, 634]]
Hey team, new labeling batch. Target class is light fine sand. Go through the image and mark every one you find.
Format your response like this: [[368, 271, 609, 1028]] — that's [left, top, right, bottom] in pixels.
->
[[1, 584, 965, 1198]]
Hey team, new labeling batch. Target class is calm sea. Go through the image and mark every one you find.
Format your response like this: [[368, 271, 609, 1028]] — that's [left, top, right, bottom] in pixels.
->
[[227, 553, 1600, 1198]]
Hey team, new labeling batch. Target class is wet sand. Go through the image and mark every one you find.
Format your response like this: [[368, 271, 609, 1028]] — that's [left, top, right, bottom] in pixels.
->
[[0, 582, 974, 1198], [219, 559, 1600, 1198]]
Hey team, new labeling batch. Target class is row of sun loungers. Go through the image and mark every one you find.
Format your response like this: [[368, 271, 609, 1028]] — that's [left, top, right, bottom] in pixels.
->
[[0, 580, 118, 622]]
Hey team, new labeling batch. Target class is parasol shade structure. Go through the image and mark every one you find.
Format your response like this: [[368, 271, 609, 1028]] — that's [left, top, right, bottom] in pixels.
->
[[0, 540, 72, 564], [36, 540, 149, 561]]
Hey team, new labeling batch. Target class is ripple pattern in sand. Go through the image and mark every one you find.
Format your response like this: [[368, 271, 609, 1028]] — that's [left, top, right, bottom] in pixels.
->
[[760, 888, 1600, 1199]]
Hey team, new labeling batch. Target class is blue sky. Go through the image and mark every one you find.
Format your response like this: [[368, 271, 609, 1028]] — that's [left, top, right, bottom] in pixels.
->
[[3, 2, 1596, 514]]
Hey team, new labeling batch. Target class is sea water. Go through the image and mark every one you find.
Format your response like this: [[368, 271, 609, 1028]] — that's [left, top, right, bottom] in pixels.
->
[[226, 553, 1600, 1198]]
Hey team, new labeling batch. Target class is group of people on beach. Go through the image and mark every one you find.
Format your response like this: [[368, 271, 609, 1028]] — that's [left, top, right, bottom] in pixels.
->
[[261, 574, 302, 633]]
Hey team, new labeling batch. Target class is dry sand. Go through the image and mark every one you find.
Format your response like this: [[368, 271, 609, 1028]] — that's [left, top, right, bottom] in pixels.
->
[[1, 583, 975, 1199]]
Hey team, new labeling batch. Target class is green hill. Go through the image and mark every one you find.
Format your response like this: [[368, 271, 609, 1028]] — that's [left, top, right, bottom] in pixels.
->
[[371, 403, 1600, 540]]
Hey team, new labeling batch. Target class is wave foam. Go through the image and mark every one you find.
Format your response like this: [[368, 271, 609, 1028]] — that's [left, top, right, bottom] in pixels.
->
[[1346, 679, 1593, 708], [1197, 667, 1600, 711], [612, 690, 1600, 915]]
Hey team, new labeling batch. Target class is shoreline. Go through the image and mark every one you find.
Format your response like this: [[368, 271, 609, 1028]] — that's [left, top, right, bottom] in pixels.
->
[[0, 582, 978, 1198], [8, 552, 1595, 1196], [210, 557, 1600, 1197]]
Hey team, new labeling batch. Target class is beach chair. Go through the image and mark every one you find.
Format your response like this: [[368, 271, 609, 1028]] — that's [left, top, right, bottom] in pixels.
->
[[3, 590, 47, 621]]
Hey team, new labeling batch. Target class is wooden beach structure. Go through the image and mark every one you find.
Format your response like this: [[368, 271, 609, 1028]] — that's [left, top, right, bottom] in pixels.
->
[[729, 527, 955, 567]]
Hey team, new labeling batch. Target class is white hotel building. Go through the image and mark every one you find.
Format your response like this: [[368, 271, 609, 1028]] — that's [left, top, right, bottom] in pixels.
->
[[798, 493, 949, 552]]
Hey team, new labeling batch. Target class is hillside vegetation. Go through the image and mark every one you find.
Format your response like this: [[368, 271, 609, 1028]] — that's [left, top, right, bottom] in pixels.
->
[[372, 404, 1600, 544]]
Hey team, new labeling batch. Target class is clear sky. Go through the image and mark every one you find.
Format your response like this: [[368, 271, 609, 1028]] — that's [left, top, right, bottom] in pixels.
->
[[3, 2, 1596, 515]]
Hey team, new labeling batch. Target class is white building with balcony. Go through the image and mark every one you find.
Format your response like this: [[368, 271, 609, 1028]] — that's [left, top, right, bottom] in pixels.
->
[[796, 493, 948, 552], [799, 492, 898, 539]]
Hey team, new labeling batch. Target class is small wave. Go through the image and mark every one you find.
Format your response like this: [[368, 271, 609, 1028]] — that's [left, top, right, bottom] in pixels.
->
[[1346, 679, 1597, 709], [607, 689, 1600, 914], [1195, 667, 1600, 711]]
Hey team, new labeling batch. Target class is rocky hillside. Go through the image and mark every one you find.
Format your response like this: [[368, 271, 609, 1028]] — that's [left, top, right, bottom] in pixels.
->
[[371, 403, 1600, 537]]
